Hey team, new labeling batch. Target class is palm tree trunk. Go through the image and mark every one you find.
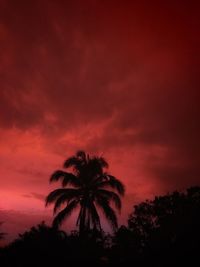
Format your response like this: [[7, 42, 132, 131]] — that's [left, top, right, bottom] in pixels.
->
[[79, 205, 86, 235]]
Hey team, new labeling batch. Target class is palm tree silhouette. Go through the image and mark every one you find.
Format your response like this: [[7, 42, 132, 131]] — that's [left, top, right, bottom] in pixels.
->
[[46, 151, 125, 234]]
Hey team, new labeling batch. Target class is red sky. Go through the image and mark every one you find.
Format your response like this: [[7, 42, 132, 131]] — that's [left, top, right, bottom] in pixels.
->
[[0, 0, 200, 243]]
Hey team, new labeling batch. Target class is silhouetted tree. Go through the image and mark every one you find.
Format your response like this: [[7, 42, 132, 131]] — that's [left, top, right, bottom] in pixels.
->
[[1, 222, 107, 266], [0, 222, 5, 240], [2, 186, 200, 267], [128, 186, 200, 266], [46, 151, 125, 235], [1, 222, 67, 267]]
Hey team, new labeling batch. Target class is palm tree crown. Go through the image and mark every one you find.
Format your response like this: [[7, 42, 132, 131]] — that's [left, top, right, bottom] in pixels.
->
[[46, 151, 125, 234]]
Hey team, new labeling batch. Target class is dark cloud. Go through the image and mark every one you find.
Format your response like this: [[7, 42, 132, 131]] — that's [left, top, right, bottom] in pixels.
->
[[0, 0, 199, 132]]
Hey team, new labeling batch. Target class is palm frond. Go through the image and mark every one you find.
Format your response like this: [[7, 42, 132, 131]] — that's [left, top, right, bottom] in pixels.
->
[[50, 170, 65, 182], [97, 156, 109, 168], [89, 202, 101, 230], [96, 189, 122, 210], [53, 189, 81, 214], [62, 173, 80, 187], [53, 200, 79, 229], [50, 170, 80, 187], [50, 170, 79, 187], [99, 174, 125, 196], [96, 198, 118, 230], [76, 205, 84, 227], [63, 156, 79, 168], [46, 188, 77, 206]]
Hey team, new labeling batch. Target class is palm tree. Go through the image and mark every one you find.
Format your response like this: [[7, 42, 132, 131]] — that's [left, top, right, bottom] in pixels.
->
[[46, 151, 125, 235]]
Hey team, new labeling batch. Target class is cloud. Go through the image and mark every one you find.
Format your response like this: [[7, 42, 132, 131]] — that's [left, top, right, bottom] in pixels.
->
[[0, 0, 198, 133], [22, 192, 45, 201]]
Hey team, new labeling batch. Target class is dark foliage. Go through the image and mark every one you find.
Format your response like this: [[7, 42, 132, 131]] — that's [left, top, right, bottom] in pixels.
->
[[0, 222, 5, 240], [126, 186, 200, 266], [1, 186, 200, 266], [0, 222, 108, 267]]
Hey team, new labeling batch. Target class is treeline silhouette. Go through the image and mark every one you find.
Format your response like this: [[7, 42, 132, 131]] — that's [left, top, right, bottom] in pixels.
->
[[0, 222, 5, 240], [1, 186, 200, 267]]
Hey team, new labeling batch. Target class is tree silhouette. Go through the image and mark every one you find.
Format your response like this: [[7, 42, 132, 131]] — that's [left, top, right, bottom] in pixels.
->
[[1, 222, 108, 266], [2, 186, 200, 266], [1, 222, 72, 266], [46, 151, 125, 234], [0, 222, 5, 240], [127, 186, 200, 266]]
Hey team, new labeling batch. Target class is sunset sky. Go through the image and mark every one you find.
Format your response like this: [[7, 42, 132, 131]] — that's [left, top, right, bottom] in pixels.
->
[[0, 0, 200, 243]]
